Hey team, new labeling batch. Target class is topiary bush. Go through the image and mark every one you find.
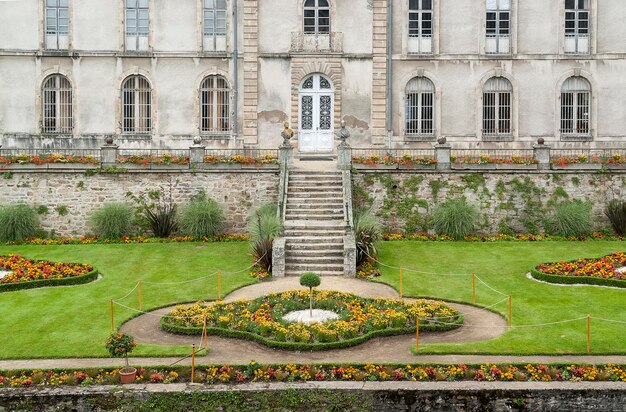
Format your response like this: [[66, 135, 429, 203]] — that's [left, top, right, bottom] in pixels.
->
[[431, 198, 479, 240], [89, 203, 133, 239], [248, 203, 283, 273], [354, 209, 381, 267], [300, 272, 321, 316], [605, 199, 626, 236], [179, 192, 224, 239], [0, 204, 39, 242], [549, 200, 592, 237]]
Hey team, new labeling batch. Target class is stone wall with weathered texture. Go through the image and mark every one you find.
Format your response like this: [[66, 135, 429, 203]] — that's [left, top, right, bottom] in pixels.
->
[[353, 171, 626, 234], [0, 170, 278, 237]]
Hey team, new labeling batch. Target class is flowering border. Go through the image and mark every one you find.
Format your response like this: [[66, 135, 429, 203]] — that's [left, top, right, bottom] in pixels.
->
[[1, 234, 249, 246], [352, 155, 437, 168], [0, 154, 99, 165], [0, 363, 624, 386], [204, 154, 279, 166], [382, 232, 624, 242], [451, 155, 538, 165], [117, 154, 189, 166], [532, 252, 626, 288]]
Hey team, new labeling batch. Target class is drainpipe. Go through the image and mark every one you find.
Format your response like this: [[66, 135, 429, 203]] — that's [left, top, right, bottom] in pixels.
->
[[232, 0, 239, 144], [386, 0, 393, 149]]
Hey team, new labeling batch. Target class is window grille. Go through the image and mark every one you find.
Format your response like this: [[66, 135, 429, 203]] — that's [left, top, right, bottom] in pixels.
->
[[564, 0, 589, 54], [45, 0, 69, 50], [560, 76, 590, 136], [125, 0, 149, 51], [203, 0, 227, 51], [408, 0, 433, 54], [200, 75, 230, 134], [482, 77, 512, 136], [122, 75, 152, 134], [405, 77, 434, 137], [303, 0, 330, 34], [485, 0, 510, 54], [42, 74, 72, 134]]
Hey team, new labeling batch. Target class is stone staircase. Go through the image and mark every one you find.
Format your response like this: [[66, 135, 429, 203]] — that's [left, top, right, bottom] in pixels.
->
[[283, 170, 346, 276]]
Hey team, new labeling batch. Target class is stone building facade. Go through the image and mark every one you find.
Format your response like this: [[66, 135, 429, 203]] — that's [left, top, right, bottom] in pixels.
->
[[0, 0, 625, 151]]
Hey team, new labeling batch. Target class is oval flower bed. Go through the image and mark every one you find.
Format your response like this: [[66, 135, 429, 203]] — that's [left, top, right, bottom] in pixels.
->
[[532, 252, 626, 288], [161, 290, 462, 351], [0, 255, 97, 292]]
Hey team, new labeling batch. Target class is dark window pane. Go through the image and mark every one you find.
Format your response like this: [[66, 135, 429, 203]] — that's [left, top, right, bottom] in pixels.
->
[[318, 9, 329, 17], [422, 0, 432, 10], [409, 0, 419, 10], [565, 0, 575, 10]]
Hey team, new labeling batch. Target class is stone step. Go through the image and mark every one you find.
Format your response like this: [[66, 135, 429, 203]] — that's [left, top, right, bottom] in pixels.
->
[[284, 215, 344, 221], [285, 249, 344, 257], [285, 206, 343, 212], [290, 171, 341, 176], [286, 255, 344, 264], [288, 186, 343, 193], [289, 180, 342, 185], [286, 200, 344, 207], [284, 236, 344, 244], [285, 263, 345, 272], [284, 270, 344, 277], [284, 232, 346, 239], [287, 193, 343, 199], [286, 242, 344, 250]]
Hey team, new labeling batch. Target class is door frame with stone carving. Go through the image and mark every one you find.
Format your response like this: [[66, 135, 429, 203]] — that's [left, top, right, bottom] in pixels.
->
[[298, 73, 334, 153]]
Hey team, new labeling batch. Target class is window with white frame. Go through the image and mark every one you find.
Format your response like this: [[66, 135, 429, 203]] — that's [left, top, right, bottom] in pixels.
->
[[200, 75, 230, 134], [122, 76, 152, 134], [408, 0, 433, 54], [564, 0, 589, 54], [405, 77, 434, 137], [485, 0, 510, 54], [203, 0, 227, 52], [45, 0, 69, 50], [125, 0, 149, 51], [42, 74, 72, 134], [560, 76, 590, 136], [482, 77, 512, 136], [303, 0, 330, 34]]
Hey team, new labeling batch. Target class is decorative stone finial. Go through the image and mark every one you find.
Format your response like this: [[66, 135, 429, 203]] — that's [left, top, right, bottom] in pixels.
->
[[335, 120, 350, 148], [281, 121, 293, 148], [437, 136, 447, 145], [537, 137, 545, 146], [193, 136, 202, 145], [105, 136, 114, 145]]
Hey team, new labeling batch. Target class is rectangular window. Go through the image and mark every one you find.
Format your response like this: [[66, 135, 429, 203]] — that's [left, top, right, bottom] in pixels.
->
[[126, 0, 149, 52], [203, 0, 227, 52], [485, 0, 510, 54], [408, 0, 433, 54], [45, 0, 69, 50], [564, 0, 589, 54]]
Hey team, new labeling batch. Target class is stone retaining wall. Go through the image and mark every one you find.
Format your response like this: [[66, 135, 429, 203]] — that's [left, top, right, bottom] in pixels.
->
[[353, 171, 626, 234], [0, 171, 279, 237]]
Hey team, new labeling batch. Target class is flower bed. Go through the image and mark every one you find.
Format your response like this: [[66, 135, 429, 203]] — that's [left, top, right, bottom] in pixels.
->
[[382, 232, 623, 242], [352, 155, 437, 168], [161, 290, 462, 350], [2, 234, 249, 246], [550, 154, 626, 167], [0, 363, 624, 386], [0, 255, 97, 292], [532, 252, 626, 288], [0, 154, 99, 165], [117, 154, 189, 166], [204, 154, 279, 166], [451, 155, 538, 165]]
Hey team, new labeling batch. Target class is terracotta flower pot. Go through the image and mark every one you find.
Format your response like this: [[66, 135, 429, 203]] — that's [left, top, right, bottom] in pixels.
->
[[119, 367, 137, 384]]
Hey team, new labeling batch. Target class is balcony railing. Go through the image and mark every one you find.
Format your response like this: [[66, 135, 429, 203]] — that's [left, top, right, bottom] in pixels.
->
[[291, 32, 343, 53]]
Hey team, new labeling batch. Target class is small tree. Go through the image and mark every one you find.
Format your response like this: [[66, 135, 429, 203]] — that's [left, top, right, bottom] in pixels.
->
[[300, 272, 321, 317], [105, 333, 136, 372]]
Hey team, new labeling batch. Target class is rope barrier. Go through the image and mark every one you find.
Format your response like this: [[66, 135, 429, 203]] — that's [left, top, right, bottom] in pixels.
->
[[474, 275, 509, 298], [112, 282, 139, 302], [511, 316, 589, 329], [590, 316, 626, 325]]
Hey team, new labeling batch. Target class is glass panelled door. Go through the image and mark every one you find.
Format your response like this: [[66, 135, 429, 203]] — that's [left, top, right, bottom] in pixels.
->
[[299, 74, 334, 153]]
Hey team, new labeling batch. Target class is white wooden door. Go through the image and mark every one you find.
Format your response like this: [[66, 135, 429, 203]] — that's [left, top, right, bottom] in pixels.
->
[[298, 74, 334, 153]]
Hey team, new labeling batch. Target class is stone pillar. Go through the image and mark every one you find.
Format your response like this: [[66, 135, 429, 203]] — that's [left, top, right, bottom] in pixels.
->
[[242, 0, 259, 145], [434, 141, 451, 171], [190, 137, 205, 165], [343, 234, 356, 277], [533, 139, 551, 170], [271, 237, 286, 278], [336, 120, 351, 170], [101, 137, 118, 166], [370, 0, 388, 146]]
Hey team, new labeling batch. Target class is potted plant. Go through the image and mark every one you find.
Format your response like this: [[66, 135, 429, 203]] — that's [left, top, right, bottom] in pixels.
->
[[300, 272, 321, 317], [105, 332, 137, 384]]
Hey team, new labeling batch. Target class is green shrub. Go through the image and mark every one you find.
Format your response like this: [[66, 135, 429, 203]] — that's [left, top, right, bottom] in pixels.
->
[[605, 199, 626, 236], [431, 198, 479, 240], [89, 203, 133, 239], [248, 203, 283, 273], [179, 193, 224, 239], [354, 209, 381, 267], [0, 204, 39, 242], [549, 200, 592, 237], [300, 272, 321, 315], [126, 183, 178, 238]]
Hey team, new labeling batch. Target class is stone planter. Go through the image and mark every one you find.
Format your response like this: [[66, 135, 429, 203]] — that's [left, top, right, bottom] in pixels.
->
[[47, 163, 99, 170], [118, 367, 137, 384], [150, 164, 189, 170], [117, 163, 150, 170], [397, 163, 437, 171], [451, 163, 497, 171], [352, 163, 398, 170], [605, 163, 626, 171], [199, 163, 242, 170], [551, 163, 602, 171], [494, 163, 538, 171]]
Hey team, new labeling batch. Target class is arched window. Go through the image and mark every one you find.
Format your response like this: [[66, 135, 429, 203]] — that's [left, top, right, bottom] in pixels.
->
[[303, 0, 330, 34], [561, 76, 590, 136], [122, 75, 152, 134], [200, 75, 230, 134], [42, 74, 72, 134], [405, 77, 434, 137], [482, 77, 512, 136]]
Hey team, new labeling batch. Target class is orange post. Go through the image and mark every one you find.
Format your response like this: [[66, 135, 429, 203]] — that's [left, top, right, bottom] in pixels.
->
[[110, 299, 115, 332], [138, 280, 142, 311], [587, 314, 591, 353], [472, 273, 476, 304], [203, 315, 208, 348], [399, 266, 403, 300], [191, 344, 196, 383], [415, 317, 419, 353], [508, 296, 512, 328], [217, 271, 221, 300]]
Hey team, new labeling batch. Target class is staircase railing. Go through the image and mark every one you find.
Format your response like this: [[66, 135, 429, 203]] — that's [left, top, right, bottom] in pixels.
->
[[277, 158, 289, 224], [342, 169, 353, 231]]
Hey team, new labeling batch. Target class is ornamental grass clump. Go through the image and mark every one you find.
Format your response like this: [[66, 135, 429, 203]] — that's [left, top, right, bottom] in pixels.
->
[[89, 203, 133, 239], [605, 199, 626, 236], [354, 210, 382, 267], [248, 203, 283, 273], [126, 181, 178, 238], [0, 204, 39, 242], [549, 200, 592, 238], [179, 192, 224, 239], [300, 272, 321, 316], [431, 198, 479, 240]]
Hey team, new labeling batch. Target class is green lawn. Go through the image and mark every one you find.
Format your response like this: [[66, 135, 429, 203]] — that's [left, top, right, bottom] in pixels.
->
[[0, 242, 256, 359], [377, 241, 626, 355]]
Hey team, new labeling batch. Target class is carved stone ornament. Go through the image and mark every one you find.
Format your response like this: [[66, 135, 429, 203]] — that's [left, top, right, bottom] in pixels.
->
[[335, 120, 350, 148], [437, 136, 447, 145], [281, 121, 294, 147]]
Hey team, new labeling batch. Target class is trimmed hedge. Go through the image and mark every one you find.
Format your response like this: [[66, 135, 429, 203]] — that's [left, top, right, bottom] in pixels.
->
[[530, 269, 626, 289], [0, 270, 99, 293], [160, 315, 464, 351]]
